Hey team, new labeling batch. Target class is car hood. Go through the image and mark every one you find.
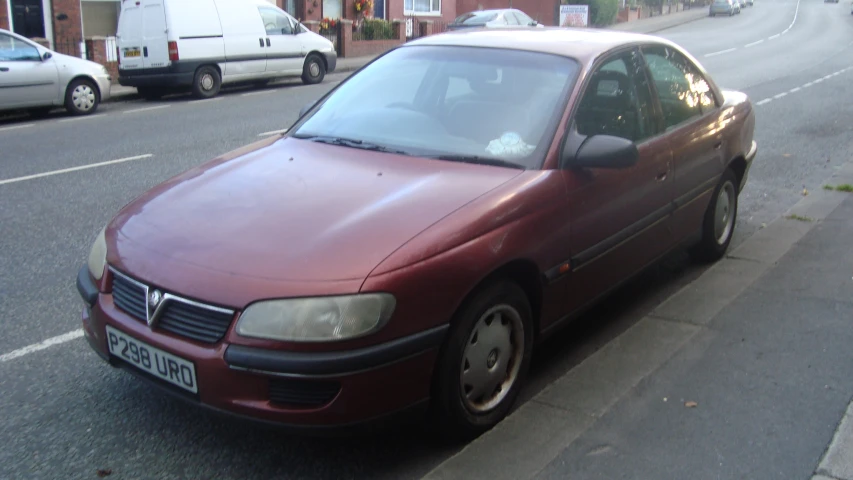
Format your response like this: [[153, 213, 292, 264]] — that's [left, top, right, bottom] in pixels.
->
[[108, 137, 522, 285]]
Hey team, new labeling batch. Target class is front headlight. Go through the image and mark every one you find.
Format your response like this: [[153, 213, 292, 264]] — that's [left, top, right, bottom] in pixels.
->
[[87, 227, 107, 281], [236, 294, 396, 342]]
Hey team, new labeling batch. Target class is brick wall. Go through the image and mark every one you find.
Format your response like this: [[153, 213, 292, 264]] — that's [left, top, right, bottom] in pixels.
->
[[0, 0, 9, 30], [337, 18, 405, 57], [86, 37, 119, 79], [53, 0, 84, 55]]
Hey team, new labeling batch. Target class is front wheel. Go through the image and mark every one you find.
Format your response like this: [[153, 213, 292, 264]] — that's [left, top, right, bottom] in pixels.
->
[[301, 54, 326, 85], [64, 78, 100, 116], [430, 281, 534, 440], [689, 169, 738, 263], [192, 66, 221, 99]]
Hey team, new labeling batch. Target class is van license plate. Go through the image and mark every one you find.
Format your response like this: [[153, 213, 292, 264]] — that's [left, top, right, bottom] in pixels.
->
[[106, 325, 198, 394], [124, 48, 141, 58]]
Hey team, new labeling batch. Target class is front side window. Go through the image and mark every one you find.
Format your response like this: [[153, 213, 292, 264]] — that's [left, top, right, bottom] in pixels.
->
[[513, 10, 536, 25], [404, 0, 441, 14], [291, 46, 579, 169], [642, 45, 717, 129], [0, 34, 41, 61], [575, 50, 659, 143], [259, 7, 295, 35]]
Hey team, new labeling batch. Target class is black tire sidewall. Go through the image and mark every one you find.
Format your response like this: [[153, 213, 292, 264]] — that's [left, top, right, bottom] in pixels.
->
[[64, 79, 99, 116], [192, 66, 221, 99], [431, 280, 534, 439], [692, 169, 738, 262], [302, 55, 325, 85]]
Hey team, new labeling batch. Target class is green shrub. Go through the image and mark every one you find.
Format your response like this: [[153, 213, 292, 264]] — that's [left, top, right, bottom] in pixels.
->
[[360, 19, 395, 40]]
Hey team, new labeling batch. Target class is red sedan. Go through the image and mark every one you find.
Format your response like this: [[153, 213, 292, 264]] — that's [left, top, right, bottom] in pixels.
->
[[77, 27, 756, 438]]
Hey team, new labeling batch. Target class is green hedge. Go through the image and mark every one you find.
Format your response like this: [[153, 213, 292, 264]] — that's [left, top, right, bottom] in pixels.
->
[[564, 0, 620, 26], [359, 19, 395, 40]]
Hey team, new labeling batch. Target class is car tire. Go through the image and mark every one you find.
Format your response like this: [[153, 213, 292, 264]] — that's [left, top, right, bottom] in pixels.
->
[[690, 168, 739, 263], [301, 53, 326, 85], [137, 87, 167, 101], [64, 78, 100, 116], [192, 66, 221, 99], [429, 280, 534, 441]]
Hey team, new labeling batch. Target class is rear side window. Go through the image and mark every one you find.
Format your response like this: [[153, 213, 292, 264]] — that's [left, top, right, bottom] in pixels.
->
[[642, 46, 717, 129]]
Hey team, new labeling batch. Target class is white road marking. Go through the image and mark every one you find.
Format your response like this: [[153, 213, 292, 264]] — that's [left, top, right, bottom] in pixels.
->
[[58, 114, 106, 123], [773, 92, 788, 99], [789, 87, 801, 93], [0, 123, 35, 132], [0, 154, 154, 186], [803, 82, 814, 88], [814, 78, 824, 83], [191, 98, 223, 104], [0, 330, 83, 363], [705, 48, 737, 58], [756, 99, 772, 106], [258, 128, 289, 136], [745, 39, 764, 47], [768, 34, 780, 40], [242, 90, 276, 97], [123, 105, 170, 114]]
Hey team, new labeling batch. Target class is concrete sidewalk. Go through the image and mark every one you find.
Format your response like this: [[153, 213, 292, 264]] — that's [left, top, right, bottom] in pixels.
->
[[422, 162, 853, 480]]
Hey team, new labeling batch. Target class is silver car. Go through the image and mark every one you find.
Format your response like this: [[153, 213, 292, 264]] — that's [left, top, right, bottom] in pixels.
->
[[0, 29, 111, 117], [710, 0, 740, 15]]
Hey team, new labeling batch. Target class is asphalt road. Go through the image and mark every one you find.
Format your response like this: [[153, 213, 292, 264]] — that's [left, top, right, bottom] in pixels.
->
[[2, 0, 853, 477]]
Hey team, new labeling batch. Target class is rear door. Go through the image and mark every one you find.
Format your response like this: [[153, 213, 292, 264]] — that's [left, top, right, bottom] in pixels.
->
[[117, 0, 168, 69]]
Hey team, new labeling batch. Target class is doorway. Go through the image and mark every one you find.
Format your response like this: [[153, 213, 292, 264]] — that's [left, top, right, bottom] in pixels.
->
[[11, 0, 46, 38]]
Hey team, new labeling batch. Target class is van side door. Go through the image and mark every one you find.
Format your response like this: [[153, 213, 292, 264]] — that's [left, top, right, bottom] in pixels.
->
[[213, 0, 267, 76], [257, 5, 305, 75]]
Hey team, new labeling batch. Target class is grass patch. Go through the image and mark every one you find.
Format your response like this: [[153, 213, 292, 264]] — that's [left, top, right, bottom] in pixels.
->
[[824, 184, 853, 192], [786, 214, 813, 222]]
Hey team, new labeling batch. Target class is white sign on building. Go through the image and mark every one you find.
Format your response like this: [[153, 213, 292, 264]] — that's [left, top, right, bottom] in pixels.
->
[[559, 4, 589, 27]]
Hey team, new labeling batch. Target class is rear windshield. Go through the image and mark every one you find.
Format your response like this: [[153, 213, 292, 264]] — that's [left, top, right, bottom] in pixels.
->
[[453, 11, 500, 25]]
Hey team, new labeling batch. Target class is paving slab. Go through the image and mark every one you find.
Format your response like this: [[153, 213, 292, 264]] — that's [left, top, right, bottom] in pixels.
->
[[817, 401, 853, 480]]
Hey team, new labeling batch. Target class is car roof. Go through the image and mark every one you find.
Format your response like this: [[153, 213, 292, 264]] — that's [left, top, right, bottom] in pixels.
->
[[405, 27, 672, 65]]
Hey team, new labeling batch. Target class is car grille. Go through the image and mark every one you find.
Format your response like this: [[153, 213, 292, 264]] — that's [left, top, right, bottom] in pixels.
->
[[268, 378, 341, 408], [109, 267, 235, 344]]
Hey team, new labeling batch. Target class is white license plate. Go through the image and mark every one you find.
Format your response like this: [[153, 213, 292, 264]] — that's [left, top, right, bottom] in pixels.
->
[[106, 325, 198, 394]]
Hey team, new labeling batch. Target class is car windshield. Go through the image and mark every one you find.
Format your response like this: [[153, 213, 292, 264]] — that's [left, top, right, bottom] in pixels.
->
[[453, 11, 500, 25], [291, 46, 579, 169]]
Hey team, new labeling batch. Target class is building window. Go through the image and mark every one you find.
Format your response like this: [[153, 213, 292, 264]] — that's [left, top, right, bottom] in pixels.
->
[[404, 0, 440, 15]]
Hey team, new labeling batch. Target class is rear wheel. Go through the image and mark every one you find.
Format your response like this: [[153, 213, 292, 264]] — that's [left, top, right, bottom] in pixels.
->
[[64, 78, 100, 116], [191, 66, 221, 99], [301, 53, 325, 85], [689, 169, 738, 263], [430, 280, 534, 440]]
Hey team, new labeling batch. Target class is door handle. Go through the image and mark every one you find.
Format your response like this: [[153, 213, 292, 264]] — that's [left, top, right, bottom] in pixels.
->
[[0, 67, 8, 72], [259, 38, 265, 47], [655, 172, 668, 182], [266, 38, 271, 47]]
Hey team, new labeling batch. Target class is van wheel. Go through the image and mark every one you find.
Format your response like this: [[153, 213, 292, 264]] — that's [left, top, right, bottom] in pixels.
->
[[689, 169, 738, 263], [429, 280, 533, 440], [192, 66, 221, 99], [64, 78, 100, 116], [301, 54, 325, 85]]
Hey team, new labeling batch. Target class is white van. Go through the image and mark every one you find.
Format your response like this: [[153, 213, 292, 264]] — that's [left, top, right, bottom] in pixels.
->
[[116, 0, 337, 99]]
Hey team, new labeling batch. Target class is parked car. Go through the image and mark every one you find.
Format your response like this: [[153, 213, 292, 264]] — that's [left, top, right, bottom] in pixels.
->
[[116, 0, 336, 100], [0, 29, 111, 117], [446, 9, 544, 30], [825, 0, 839, 4], [78, 27, 757, 438], [710, 0, 740, 15]]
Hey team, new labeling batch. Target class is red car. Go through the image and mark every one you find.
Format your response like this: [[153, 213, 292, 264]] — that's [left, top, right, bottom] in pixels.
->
[[77, 27, 756, 438]]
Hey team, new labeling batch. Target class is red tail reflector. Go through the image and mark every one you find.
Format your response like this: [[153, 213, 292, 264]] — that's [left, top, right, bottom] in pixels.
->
[[168, 41, 179, 62]]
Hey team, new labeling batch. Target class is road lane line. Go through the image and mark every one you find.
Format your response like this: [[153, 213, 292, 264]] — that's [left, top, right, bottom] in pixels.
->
[[0, 123, 35, 132], [789, 87, 801, 93], [123, 105, 170, 114], [803, 82, 814, 88], [768, 34, 780, 40], [704, 48, 737, 58], [258, 128, 288, 136], [745, 39, 764, 47], [191, 98, 223, 104], [0, 330, 83, 363], [0, 154, 154, 186], [242, 90, 276, 97], [755, 99, 772, 106], [773, 92, 788, 100], [58, 114, 106, 123]]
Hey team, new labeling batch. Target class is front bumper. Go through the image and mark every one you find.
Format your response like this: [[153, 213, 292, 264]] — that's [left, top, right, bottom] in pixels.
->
[[322, 51, 337, 74], [77, 265, 445, 432], [94, 75, 112, 102], [740, 140, 757, 193]]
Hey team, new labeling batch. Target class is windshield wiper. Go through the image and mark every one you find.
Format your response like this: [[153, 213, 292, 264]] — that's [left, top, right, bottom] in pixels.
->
[[429, 155, 527, 170], [292, 135, 409, 155]]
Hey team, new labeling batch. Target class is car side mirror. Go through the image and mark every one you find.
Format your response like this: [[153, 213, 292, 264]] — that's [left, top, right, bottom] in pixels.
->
[[566, 135, 639, 169], [42, 51, 52, 61], [299, 100, 316, 118]]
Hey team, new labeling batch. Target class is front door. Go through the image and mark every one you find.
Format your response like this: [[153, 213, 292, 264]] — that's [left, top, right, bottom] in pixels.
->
[[11, 0, 45, 39], [258, 5, 304, 75], [561, 48, 674, 314], [0, 32, 58, 108]]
